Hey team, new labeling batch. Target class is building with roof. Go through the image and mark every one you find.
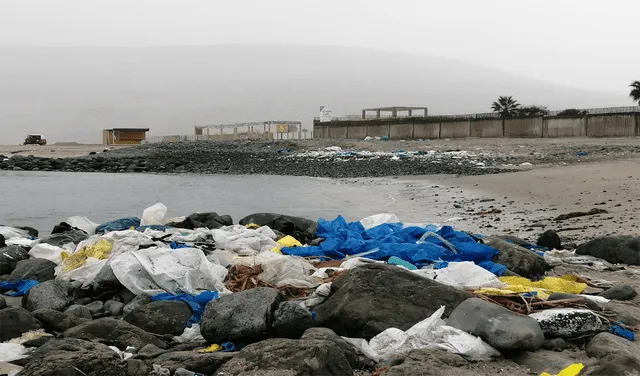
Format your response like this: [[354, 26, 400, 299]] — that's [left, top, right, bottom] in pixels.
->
[[102, 128, 150, 145]]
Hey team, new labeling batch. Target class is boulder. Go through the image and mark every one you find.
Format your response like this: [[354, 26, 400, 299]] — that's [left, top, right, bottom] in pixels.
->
[[22, 280, 74, 311], [0, 296, 6, 309], [213, 338, 353, 376], [63, 317, 168, 349], [483, 236, 551, 277], [582, 354, 640, 376], [598, 284, 637, 301], [201, 287, 284, 344], [17, 338, 127, 376], [605, 301, 640, 327], [148, 351, 234, 375], [537, 230, 562, 250], [85, 300, 105, 316], [92, 264, 124, 293], [124, 300, 192, 336], [381, 349, 468, 376], [167, 212, 233, 230], [0, 307, 43, 342], [273, 301, 313, 339], [0, 245, 30, 274], [575, 236, 640, 265], [7, 258, 57, 282], [32, 308, 89, 333], [529, 308, 606, 339], [239, 213, 318, 244], [447, 297, 544, 351], [104, 300, 126, 316], [584, 333, 640, 376], [301, 328, 362, 369], [313, 263, 472, 339], [123, 294, 152, 316], [65, 304, 93, 319]]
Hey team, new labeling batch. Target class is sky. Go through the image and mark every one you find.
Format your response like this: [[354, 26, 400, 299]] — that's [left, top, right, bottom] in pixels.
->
[[0, 0, 638, 95]]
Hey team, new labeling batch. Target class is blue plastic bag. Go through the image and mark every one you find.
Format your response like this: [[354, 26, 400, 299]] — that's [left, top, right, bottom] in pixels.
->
[[95, 217, 141, 234], [151, 290, 219, 326], [0, 279, 40, 296]]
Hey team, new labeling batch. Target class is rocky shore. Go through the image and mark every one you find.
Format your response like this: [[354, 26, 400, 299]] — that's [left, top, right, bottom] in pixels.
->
[[2, 138, 639, 178], [1, 205, 639, 376]]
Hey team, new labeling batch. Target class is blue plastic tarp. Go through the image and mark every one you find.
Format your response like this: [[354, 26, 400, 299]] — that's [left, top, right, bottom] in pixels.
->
[[0, 280, 40, 296], [151, 290, 218, 326], [136, 225, 174, 232], [608, 324, 635, 341], [281, 216, 501, 271], [96, 217, 141, 234]]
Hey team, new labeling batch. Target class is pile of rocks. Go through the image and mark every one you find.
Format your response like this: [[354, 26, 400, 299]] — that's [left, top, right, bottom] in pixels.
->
[[1, 209, 639, 376]]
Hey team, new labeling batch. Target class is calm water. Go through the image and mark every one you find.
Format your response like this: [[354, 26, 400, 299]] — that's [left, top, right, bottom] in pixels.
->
[[0, 171, 421, 234]]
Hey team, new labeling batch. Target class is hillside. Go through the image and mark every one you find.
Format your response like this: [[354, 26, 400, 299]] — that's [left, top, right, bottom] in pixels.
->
[[0, 44, 627, 144]]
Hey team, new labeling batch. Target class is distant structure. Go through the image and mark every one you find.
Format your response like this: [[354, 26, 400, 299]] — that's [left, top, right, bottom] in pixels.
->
[[103, 128, 150, 145], [361, 106, 428, 119], [194, 121, 303, 140]]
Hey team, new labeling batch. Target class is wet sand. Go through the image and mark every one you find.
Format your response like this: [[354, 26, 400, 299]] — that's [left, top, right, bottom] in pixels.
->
[[0, 144, 128, 158]]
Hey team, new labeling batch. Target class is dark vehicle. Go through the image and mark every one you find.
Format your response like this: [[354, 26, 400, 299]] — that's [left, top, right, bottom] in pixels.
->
[[24, 134, 47, 145]]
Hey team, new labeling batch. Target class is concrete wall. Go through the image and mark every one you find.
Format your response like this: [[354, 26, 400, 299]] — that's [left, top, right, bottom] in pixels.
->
[[587, 115, 636, 137], [328, 125, 348, 139], [544, 118, 586, 137], [347, 124, 368, 139], [389, 123, 414, 139], [504, 117, 543, 138], [413, 123, 440, 139], [366, 124, 390, 138], [470, 119, 503, 138], [440, 121, 470, 138]]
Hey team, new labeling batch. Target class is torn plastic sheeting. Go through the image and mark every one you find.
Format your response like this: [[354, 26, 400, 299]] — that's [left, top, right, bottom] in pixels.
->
[[174, 324, 205, 343], [110, 246, 229, 296], [0, 280, 39, 296], [67, 216, 100, 235], [360, 213, 400, 231], [258, 255, 321, 288], [281, 216, 498, 269], [413, 262, 506, 290], [95, 217, 141, 234], [0, 226, 29, 240], [344, 306, 500, 362], [500, 276, 586, 296], [141, 203, 168, 226], [276, 235, 303, 248], [152, 290, 218, 326], [211, 225, 279, 256], [28, 243, 70, 265], [59, 238, 113, 273], [0, 343, 29, 362], [607, 324, 635, 341]]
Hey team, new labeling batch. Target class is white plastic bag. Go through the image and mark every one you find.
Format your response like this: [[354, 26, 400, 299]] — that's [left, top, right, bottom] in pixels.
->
[[360, 213, 400, 230], [413, 262, 506, 290], [141, 203, 168, 226], [67, 216, 100, 235], [258, 256, 320, 288], [211, 225, 279, 256], [0, 343, 28, 362], [110, 246, 229, 295], [342, 337, 381, 363], [174, 324, 205, 343], [0, 226, 29, 240], [28, 243, 68, 264], [431, 325, 501, 361]]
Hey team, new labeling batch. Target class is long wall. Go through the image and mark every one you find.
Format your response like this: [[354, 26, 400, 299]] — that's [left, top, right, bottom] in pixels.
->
[[313, 113, 640, 140]]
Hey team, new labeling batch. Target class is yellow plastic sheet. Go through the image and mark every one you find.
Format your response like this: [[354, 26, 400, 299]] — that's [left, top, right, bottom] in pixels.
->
[[474, 275, 586, 301], [60, 239, 112, 273], [197, 344, 222, 353], [277, 235, 302, 248], [245, 223, 260, 229], [540, 362, 584, 376]]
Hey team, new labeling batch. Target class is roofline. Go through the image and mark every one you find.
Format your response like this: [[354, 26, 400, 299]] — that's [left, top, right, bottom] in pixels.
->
[[103, 128, 150, 131]]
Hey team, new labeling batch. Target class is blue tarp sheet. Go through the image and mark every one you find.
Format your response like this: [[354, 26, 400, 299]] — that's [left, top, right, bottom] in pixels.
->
[[96, 217, 141, 234], [281, 215, 503, 273], [0, 279, 40, 296], [151, 290, 218, 326]]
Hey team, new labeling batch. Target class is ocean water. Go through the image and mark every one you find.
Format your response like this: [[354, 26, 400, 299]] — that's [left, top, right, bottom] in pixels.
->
[[0, 171, 418, 234]]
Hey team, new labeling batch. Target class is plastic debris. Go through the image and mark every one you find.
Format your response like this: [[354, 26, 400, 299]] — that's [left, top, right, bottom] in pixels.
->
[[95, 217, 141, 234], [151, 291, 219, 326], [141, 203, 168, 226], [59, 238, 113, 273], [67, 216, 100, 235], [540, 363, 584, 376], [413, 262, 506, 290], [197, 344, 222, 353], [277, 235, 303, 248], [360, 213, 401, 230], [0, 343, 29, 362], [607, 324, 635, 341], [174, 324, 205, 343], [0, 280, 39, 296], [475, 276, 586, 300]]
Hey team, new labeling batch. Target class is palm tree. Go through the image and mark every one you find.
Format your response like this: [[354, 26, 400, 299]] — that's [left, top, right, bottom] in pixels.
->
[[491, 96, 520, 117], [630, 81, 640, 105]]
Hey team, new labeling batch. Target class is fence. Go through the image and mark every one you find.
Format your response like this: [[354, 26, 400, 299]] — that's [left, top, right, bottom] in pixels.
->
[[145, 130, 313, 144]]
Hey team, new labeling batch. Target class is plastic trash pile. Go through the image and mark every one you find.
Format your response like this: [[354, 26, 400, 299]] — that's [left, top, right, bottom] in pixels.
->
[[1, 205, 636, 370]]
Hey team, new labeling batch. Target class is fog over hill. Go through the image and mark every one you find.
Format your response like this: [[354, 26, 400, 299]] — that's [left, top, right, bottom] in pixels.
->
[[0, 44, 627, 144]]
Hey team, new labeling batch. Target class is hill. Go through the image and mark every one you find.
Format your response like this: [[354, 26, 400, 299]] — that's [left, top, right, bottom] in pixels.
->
[[0, 44, 627, 144]]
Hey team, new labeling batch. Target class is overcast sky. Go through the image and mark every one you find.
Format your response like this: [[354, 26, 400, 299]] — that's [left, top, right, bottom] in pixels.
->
[[1, 0, 637, 94]]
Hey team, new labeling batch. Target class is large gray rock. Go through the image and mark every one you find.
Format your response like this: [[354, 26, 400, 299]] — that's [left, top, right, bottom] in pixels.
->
[[0, 307, 42, 342], [301, 328, 363, 369], [201, 287, 284, 344], [148, 351, 234, 375], [0, 296, 7, 309], [239, 213, 318, 244], [85, 300, 105, 316], [381, 349, 468, 376], [582, 354, 640, 376], [529, 308, 606, 339], [17, 338, 127, 376], [0, 245, 29, 274], [313, 263, 472, 339], [65, 304, 93, 319], [104, 300, 125, 316], [447, 297, 544, 351], [483, 236, 551, 277], [123, 294, 152, 316], [213, 338, 353, 376], [124, 300, 192, 336], [32, 308, 89, 333], [605, 301, 640, 327], [576, 236, 640, 265], [22, 280, 74, 312], [513, 350, 587, 375], [586, 332, 640, 361], [33, 230, 89, 247], [63, 317, 168, 349], [598, 284, 637, 301], [584, 335, 640, 376], [92, 264, 124, 293], [273, 301, 313, 339], [7, 258, 57, 282]]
